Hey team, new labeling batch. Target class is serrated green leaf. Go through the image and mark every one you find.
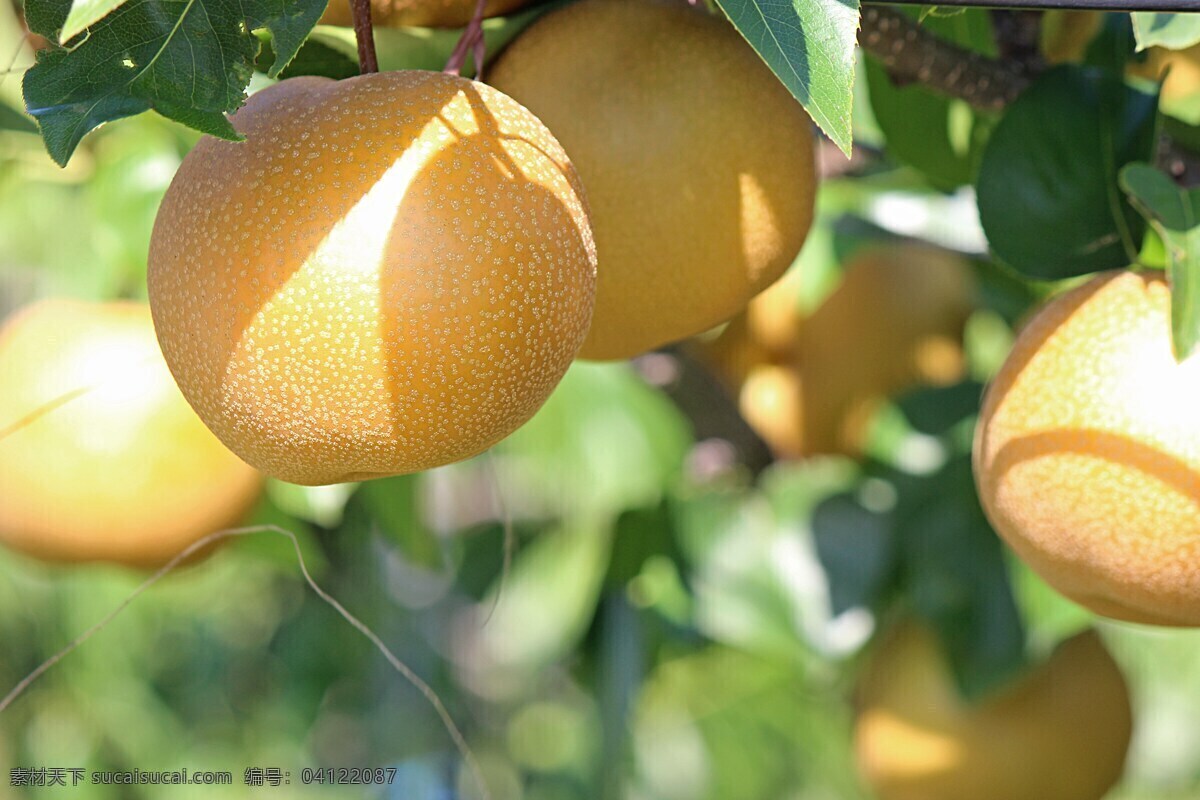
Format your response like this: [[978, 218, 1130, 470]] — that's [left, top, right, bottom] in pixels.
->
[[714, 0, 859, 156], [154, 98, 240, 139], [1119, 163, 1200, 361], [246, 0, 327, 77], [24, 0, 71, 37], [1132, 12, 1200, 52], [258, 35, 359, 80], [976, 66, 1157, 281], [61, 0, 130, 42], [23, 0, 324, 166]]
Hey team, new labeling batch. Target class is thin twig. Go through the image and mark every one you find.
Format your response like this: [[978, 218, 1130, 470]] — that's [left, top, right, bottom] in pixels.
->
[[444, 0, 489, 79], [0, 524, 490, 800], [351, 0, 379, 74], [480, 450, 513, 627], [0, 30, 36, 96]]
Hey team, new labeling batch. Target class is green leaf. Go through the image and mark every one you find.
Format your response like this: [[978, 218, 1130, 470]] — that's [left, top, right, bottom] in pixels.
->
[[22, 0, 325, 166], [714, 0, 859, 156], [356, 474, 443, 570], [674, 488, 826, 659], [865, 8, 995, 190], [23, 0, 71, 36], [899, 457, 1026, 699], [0, 99, 37, 134], [1011, 560, 1093, 641], [893, 381, 985, 437], [266, 480, 356, 528], [1163, 112, 1200, 150], [476, 519, 613, 674], [1120, 163, 1200, 361], [258, 35, 359, 80], [1083, 11, 1136, 74], [605, 503, 678, 588], [976, 66, 1157, 281], [60, 0, 130, 42], [595, 593, 645, 800], [634, 647, 862, 800], [811, 492, 896, 616], [495, 362, 690, 516], [245, 0, 328, 77], [1132, 12, 1200, 52], [238, 491, 330, 576]]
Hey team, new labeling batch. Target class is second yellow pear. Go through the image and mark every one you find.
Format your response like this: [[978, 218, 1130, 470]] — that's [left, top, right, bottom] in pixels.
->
[[799, 242, 974, 454], [490, 0, 817, 360], [700, 241, 974, 458]]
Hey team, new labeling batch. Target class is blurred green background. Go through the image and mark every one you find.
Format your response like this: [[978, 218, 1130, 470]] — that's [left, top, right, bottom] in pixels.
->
[[4, 3, 1200, 799]]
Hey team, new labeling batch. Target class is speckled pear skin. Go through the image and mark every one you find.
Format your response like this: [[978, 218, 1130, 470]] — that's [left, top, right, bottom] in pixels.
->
[[489, 0, 817, 360], [974, 271, 1200, 626], [148, 71, 596, 486], [0, 300, 263, 567]]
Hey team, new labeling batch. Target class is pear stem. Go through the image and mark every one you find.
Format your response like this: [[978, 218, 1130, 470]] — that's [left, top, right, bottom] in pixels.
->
[[351, 0, 380, 74], [444, 0, 489, 79]]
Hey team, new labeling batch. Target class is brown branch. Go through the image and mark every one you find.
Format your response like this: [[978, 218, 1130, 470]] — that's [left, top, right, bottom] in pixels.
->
[[858, 7, 1030, 113], [648, 347, 776, 477], [351, 0, 379, 75], [873, 0, 1194, 10], [857, 7, 1200, 186]]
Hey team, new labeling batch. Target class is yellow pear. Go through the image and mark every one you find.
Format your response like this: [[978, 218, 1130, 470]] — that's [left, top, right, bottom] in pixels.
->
[[855, 623, 1132, 800], [490, 0, 817, 359], [0, 300, 263, 567], [149, 71, 596, 485]]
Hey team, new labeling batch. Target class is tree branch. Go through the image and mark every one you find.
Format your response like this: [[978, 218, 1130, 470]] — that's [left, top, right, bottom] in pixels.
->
[[872, 0, 1195, 10], [640, 348, 776, 477], [857, 7, 1200, 185], [858, 7, 1030, 113]]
